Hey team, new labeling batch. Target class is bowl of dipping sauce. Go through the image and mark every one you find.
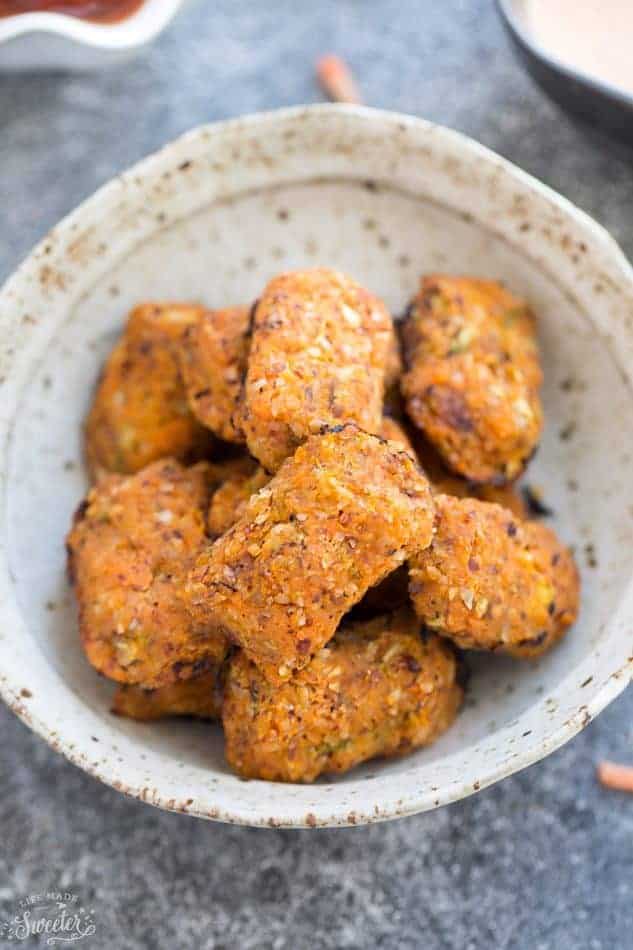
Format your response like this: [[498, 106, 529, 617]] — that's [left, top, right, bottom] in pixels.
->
[[0, 0, 187, 70], [497, 0, 633, 145]]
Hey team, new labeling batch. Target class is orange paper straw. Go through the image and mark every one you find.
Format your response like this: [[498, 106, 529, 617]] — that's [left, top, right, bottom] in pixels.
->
[[316, 54, 362, 104], [597, 760, 633, 793]]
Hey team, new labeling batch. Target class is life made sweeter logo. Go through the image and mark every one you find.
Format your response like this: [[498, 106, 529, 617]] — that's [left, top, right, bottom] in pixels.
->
[[0, 891, 97, 944]]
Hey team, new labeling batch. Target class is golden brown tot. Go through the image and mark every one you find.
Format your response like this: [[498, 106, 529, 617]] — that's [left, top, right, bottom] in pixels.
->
[[241, 268, 395, 471], [66, 459, 228, 688], [409, 494, 579, 658], [223, 608, 463, 782], [85, 303, 213, 479], [186, 425, 435, 684], [206, 427, 416, 542], [402, 276, 543, 484]]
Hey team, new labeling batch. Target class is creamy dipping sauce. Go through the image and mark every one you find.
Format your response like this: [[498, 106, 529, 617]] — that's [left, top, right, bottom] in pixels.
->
[[522, 0, 633, 96]]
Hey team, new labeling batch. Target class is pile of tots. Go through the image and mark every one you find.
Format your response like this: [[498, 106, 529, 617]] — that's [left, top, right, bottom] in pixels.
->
[[66, 268, 579, 783]]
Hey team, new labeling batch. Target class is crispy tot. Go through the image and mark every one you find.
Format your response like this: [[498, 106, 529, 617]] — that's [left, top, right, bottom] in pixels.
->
[[409, 494, 579, 657], [179, 305, 251, 443], [67, 459, 228, 688], [208, 424, 413, 544], [85, 303, 214, 479], [111, 670, 222, 721], [241, 269, 395, 471], [223, 608, 463, 782], [186, 425, 435, 684], [402, 276, 543, 484]]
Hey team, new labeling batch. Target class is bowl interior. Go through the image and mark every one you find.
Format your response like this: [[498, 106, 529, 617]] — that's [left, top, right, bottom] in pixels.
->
[[1, 107, 632, 826]]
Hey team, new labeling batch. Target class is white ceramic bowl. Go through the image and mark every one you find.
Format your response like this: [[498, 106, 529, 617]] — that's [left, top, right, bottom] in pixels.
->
[[0, 0, 186, 70], [0, 105, 631, 828]]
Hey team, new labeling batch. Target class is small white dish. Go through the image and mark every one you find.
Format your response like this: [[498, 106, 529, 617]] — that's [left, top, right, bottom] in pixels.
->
[[0, 0, 186, 70], [0, 105, 631, 827]]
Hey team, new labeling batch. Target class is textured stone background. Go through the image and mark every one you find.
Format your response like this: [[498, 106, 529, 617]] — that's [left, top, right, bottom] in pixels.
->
[[1, 1, 632, 947]]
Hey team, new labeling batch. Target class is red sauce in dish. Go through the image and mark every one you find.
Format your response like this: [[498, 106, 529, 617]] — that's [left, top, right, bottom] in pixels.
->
[[0, 0, 145, 22]]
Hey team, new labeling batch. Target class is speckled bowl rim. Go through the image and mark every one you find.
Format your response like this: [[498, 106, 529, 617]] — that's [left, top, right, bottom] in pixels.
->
[[0, 105, 631, 828]]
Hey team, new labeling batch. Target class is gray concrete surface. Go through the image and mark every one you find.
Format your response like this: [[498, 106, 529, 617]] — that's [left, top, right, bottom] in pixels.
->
[[0, 1, 632, 947]]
